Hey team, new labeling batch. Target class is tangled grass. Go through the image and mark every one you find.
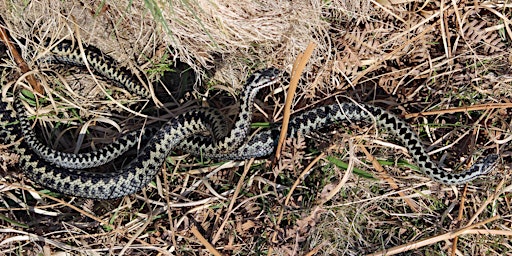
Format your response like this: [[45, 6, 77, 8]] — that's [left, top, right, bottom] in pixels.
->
[[1, 0, 512, 255]]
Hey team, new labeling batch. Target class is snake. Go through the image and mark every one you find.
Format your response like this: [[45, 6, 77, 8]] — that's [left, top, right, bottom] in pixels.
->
[[0, 39, 499, 199]]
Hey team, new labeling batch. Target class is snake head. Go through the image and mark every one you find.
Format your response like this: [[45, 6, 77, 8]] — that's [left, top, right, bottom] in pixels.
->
[[245, 67, 280, 90], [479, 153, 499, 175]]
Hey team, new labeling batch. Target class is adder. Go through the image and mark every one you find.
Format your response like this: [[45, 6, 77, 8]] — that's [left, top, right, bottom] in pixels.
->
[[0, 39, 498, 199]]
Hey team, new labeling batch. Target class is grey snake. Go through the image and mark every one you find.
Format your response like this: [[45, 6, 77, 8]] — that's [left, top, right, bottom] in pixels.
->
[[0, 39, 498, 199]]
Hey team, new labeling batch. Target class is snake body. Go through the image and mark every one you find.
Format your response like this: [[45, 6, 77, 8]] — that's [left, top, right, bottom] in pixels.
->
[[210, 103, 498, 184], [0, 39, 498, 199]]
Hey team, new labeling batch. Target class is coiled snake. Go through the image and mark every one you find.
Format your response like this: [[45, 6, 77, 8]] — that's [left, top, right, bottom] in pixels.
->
[[0, 39, 498, 199]]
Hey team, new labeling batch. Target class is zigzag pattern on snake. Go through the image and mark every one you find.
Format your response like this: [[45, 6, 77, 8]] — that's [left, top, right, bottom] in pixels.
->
[[0, 39, 498, 199]]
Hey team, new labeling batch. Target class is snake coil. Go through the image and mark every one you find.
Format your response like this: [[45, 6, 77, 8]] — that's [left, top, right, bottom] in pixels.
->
[[0, 39, 498, 199]]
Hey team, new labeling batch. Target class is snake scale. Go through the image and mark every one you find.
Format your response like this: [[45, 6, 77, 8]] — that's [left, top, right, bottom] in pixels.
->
[[0, 39, 498, 199]]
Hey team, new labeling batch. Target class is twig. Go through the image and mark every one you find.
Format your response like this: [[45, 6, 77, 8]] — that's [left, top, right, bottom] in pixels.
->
[[274, 42, 316, 159], [360, 146, 420, 212], [190, 226, 222, 256], [403, 103, 512, 119], [450, 184, 468, 255], [367, 216, 500, 256], [271, 152, 325, 243], [0, 25, 43, 94], [211, 158, 254, 244]]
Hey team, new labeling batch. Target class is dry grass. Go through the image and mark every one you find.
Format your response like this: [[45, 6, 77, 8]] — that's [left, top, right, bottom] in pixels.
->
[[1, 0, 512, 255]]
